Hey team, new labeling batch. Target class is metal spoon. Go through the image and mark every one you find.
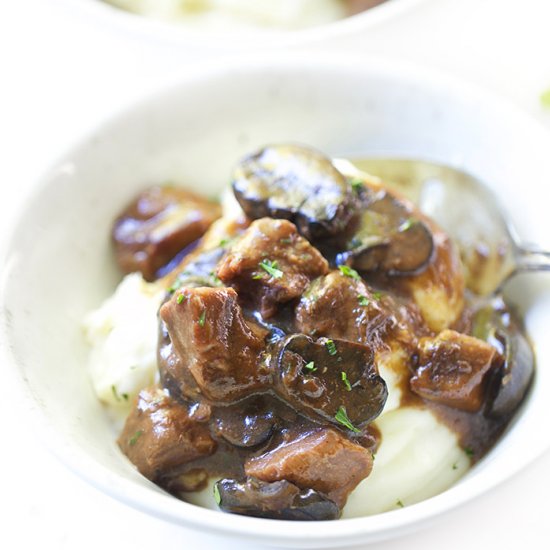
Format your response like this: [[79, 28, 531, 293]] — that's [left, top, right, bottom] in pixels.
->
[[339, 158, 550, 296]]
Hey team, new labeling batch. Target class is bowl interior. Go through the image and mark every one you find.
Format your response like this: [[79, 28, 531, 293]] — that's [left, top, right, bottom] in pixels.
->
[[2, 58, 550, 548]]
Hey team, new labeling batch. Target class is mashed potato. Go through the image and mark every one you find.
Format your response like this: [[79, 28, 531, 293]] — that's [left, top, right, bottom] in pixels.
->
[[104, 0, 348, 30], [83, 273, 164, 425]]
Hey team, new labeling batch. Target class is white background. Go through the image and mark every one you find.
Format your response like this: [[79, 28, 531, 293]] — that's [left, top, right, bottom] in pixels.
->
[[1, 0, 550, 548]]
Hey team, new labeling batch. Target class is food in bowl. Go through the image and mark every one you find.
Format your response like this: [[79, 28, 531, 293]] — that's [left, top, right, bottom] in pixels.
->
[[102, 0, 388, 30], [84, 143, 534, 520]]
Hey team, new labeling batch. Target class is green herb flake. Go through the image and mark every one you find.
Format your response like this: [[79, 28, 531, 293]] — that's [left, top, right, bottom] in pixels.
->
[[334, 406, 361, 433], [351, 179, 365, 193], [338, 265, 361, 281], [341, 371, 352, 391], [304, 361, 317, 373], [198, 309, 207, 327], [452, 462, 458, 470], [111, 384, 120, 402], [168, 281, 182, 294], [176, 293, 186, 305], [464, 446, 475, 457], [358, 294, 370, 306], [325, 339, 337, 356], [280, 237, 292, 245], [213, 484, 222, 506], [541, 88, 550, 108], [396, 499, 404, 508], [398, 218, 414, 232], [129, 430, 143, 446], [122, 393, 129, 401], [259, 259, 283, 279], [372, 291, 383, 301]]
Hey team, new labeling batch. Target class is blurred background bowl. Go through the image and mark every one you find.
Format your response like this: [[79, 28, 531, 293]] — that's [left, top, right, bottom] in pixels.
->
[[2, 56, 550, 548], [54, 0, 430, 51]]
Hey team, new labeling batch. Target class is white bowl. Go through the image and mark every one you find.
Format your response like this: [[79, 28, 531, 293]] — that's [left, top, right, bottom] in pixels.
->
[[55, 0, 429, 51], [2, 57, 550, 548]]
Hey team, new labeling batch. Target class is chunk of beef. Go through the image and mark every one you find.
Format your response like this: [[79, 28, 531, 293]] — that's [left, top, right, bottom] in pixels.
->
[[217, 218, 329, 318], [272, 334, 387, 429], [232, 144, 355, 240], [215, 478, 339, 520], [295, 271, 398, 350], [113, 186, 221, 281], [244, 428, 373, 507], [410, 330, 504, 412], [118, 386, 216, 480], [159, 286, 269, 403]]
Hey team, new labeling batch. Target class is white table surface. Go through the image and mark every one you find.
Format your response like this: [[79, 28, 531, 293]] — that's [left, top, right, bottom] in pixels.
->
[[1, 0, 550, 548]]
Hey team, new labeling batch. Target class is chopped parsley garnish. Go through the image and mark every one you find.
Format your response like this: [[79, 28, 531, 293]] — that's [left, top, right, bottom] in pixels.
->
[[398, 218, 414, 232], [464, 446, 475, 457], [304, 361, 317, 372], [111, 384, 120, 402], [341, 371, 352, 391], [176, 293, 186, 304], [334, 406, 360, 433], [541, 88, 550, 108], [396, 499, 404, 508], [280, 237, 292, 245], [259, 259, 283, 279], [213, 484, 222, 506], [209, 271, 222, 285], [351, 179, 365, 193], [129, 430, 143, 446], [325, 339, 337, 356], [358, 294, 370, 306], [198, 310, 206, 327], [372, 291, 383, 301], [112, 385, 129, 403], [338, 265, 361, 281], [452, 462, 458, 470]]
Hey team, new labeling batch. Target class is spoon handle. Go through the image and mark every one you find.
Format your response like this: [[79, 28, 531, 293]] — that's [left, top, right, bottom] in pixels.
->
[[514, 246, 550, 274]]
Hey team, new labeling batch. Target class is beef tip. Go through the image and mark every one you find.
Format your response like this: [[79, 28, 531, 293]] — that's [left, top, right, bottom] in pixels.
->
[[217, 218, 329, 318], [158, 320, 204, 402], [295, 271, 398, 349], [244, 428, 373, 507], [215, 478, 339, 520], [470, 299, 534, 417], [339, 192, 433, 276], [212, 399, 276, 448], [118, 386, 216, 481], [410, 330, 504, 412], [159, 286, 269, 403], [232, 144, 355, 240], [112, 185, 221, 281], [272, 334, 387, 429]]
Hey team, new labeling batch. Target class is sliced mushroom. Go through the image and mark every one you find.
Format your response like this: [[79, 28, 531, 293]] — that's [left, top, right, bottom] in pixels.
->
[[232, 144, 354, 240], [212, 400, 276, 448], [272, 334, 387, 429], [340, 192, 434, 275], [215, 478, 339, 520], [471, 298, 534, 418]]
